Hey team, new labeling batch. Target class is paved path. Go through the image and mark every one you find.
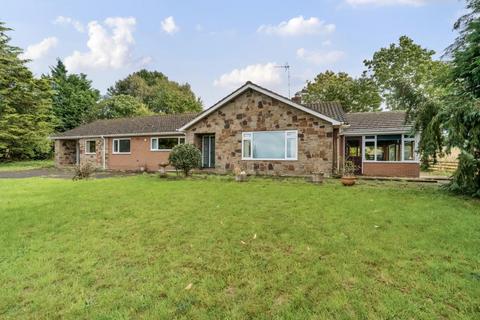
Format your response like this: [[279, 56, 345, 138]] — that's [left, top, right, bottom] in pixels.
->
[[0, 168, 136, 179]]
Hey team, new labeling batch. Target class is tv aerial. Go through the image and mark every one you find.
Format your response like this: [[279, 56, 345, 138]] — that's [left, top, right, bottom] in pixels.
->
[[275, 63, 291, 98]]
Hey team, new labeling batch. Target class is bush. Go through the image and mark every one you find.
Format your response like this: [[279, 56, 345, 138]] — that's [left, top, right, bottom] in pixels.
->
[[72, 162, 95, 180], [168, 144, 201, 177]]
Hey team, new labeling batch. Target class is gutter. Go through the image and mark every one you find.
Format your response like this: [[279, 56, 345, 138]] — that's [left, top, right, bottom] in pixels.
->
[[50, 131, 185, 140]]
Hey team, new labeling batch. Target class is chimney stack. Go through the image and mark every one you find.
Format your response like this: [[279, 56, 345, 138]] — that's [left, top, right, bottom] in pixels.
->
[[291, 94, 302, 104]]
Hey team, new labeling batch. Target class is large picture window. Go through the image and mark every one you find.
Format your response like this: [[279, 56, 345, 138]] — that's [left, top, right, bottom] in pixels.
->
[[363, 134, 417, 162], [113, 138, 131, 154], [151, 136, 185, 151], [242, 130, 297, 160]]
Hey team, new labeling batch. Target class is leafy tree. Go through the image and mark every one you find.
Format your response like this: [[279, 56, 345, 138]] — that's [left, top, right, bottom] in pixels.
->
[[442, 0, 480, 197], [364, 36, 451, 166], [364, 35, 449, 111], [301, 71, 381, 112], [47, 59, 100, 132], [107, 69, 203, 114], [93, 94, 152, 119], [168, 144, 201, 176], [0, 22, 54, 160]]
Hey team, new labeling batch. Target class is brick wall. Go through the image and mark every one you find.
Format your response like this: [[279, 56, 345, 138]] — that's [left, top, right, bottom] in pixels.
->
[[363, 162, 420, 178], [106, 136, 172, 172], [185, 89, 335, 176]]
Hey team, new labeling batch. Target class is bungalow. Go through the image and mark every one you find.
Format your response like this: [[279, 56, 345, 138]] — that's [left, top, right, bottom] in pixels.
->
[[52, 82, 420, 177]]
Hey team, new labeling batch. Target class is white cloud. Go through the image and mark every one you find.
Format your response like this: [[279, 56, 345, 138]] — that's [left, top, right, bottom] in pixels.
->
[[346, 0, 429, 6], [161, 16, 179, 34], [53, 16, 84, 32], [64, 17, 143, 71], [20, 37, 58, 60], [257, 16, 335, 36], [214, 62, 282, 88], [296, 48, 346, 66]]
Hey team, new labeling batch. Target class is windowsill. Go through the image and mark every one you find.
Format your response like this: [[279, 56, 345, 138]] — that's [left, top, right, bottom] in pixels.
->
[[150, 149, 172, 152], [85, 152, 96, 155], [112, 152, 131, 155], [363, 160, 419, 164], [241, 158, 298, 161]]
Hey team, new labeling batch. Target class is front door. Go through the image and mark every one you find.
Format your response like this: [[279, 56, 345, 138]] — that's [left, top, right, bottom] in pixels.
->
[[202, 135, 215, 168], [345, 138, 362, 175]]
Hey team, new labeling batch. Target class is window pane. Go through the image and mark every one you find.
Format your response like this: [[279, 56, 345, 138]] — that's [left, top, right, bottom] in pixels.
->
[[253, 132, 285, 159], [243, 139, 251, 158], [87, 141, 95, 153], [114, 140, 118, 152], [365, 141, 375, 160], [365, 135, 375, 140], [404, 140, 415, 160], [151, 138, 158, 150], [179, 137, 185, 144], [286, 138, 296, 159], [376, 135, 401, 161], [119, 139, 130, 153], [157, 138, 178, 149]]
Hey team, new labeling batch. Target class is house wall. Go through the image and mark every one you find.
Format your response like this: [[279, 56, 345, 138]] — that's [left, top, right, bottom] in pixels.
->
[[106, 136, 172, 171], [78, 138, 106, 169], [185, 89, 335, 176], [55, 139, 77, 167], [363, 162, 420, 177]]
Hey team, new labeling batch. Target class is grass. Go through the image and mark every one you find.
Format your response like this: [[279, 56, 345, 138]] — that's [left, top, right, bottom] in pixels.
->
[[0, 175, 479, 319], [0, 159, 54, 172]]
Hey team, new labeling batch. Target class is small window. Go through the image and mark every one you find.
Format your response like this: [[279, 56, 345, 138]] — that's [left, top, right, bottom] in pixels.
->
[[85, 140, 96, 154], [113, 138, 131, 154], [365, 141, 375, 160], [150, 136, 185, 151], [403, 140, 416, 161]]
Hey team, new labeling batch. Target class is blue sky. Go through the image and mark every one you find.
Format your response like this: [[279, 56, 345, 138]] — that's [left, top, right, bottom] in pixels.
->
[[2, 0, 465, 107]]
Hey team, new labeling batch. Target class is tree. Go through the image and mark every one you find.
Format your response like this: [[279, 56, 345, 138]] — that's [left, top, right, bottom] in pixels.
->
[[47, 59, 100, 132], [301, 71, 381, 112], [93, 95, 152, 119], [168, 144, 201, 176], [364, 36, 451, 166], [107, 69, 203, 114], [0, 22, 54, 160], [364, 36, 449, 111], [442, 0, 480, 197]]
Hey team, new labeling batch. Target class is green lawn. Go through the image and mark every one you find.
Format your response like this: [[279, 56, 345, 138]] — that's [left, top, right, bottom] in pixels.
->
[[0, 159, 54, 172], [0, 176, 479, 319]]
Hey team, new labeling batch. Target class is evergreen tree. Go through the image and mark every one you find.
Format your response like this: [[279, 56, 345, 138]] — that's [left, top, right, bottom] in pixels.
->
[[0, 22, 54, 160], [47, 59, 100, 132]]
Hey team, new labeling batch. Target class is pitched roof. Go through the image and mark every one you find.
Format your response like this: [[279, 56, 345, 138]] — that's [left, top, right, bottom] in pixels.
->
[[303, 102, 346, 123], [344, 111, 413, 134], [51, 113, 198, 139], [178, 82, 343, 130]]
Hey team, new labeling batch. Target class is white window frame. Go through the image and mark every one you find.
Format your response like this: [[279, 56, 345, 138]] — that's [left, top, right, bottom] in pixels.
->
[[85, 139, 96, 154], [150, 136, 185, 152], [361, 134, 419, 163], [241, 130, 298, 161], [112, 138, 131, 154]]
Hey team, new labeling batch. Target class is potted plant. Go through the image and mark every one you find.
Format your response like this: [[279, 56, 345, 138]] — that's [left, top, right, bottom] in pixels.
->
[[233, 165, 247, 182], [158, 161, 169, 178], [310, 171, 324, 184], [341, 160, 357, 186]]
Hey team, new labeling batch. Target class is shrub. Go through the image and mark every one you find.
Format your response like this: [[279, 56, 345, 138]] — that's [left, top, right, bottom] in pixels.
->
[[72, 162, 95, 180], [168, 144, 201, 177]]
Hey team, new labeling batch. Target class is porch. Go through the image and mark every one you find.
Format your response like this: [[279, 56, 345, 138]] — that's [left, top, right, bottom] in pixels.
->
[[343, 133, 420, 178]]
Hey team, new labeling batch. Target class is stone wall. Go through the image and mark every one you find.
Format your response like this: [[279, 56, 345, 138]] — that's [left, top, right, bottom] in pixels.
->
[[55, 139, 76, 167], [185, 89, 335, 176], [78, 138, 106, 169]]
